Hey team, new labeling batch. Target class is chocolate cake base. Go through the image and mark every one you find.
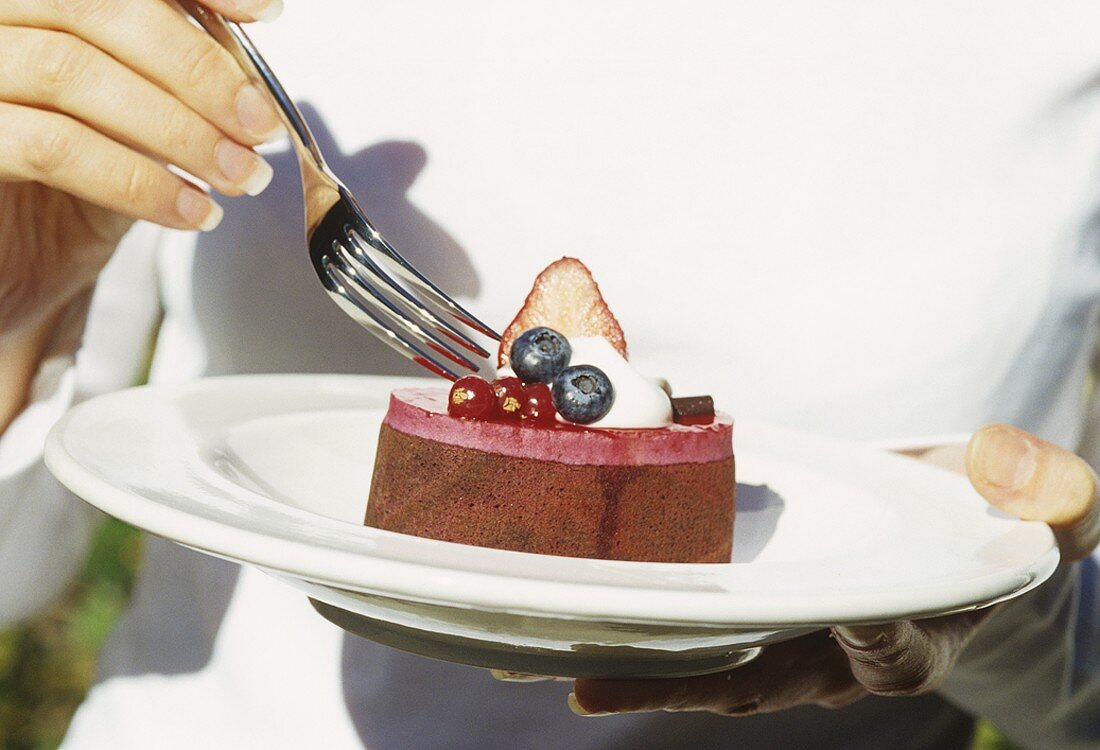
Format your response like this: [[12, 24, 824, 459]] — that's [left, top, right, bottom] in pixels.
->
[[365, 424, 735, 563]]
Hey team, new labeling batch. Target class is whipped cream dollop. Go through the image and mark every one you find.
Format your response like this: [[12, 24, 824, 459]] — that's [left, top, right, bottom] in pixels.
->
[[569, 337, 673, 428], [500, 336, 672, 429]]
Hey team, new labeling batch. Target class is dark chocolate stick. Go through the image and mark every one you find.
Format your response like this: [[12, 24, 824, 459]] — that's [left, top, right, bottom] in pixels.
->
[[671, 395, 715, 425]]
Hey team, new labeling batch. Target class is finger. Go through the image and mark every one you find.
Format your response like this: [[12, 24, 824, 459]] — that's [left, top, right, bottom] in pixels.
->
[[0, 102, 223, 231], [0, 27, 272, 197], [967, 423, 1100, 560], [4, 0, 286, 145], [571, 631, 865, 716], [182, 0, 285, 24], [832, 610, 991, 697], [489, 670, 569, 683]]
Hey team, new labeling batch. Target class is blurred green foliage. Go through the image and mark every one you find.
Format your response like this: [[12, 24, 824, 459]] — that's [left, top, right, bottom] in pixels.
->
[[0, 518, 141, 750], [973, 722, 1022, 750], [0, 517, 1020, 749]]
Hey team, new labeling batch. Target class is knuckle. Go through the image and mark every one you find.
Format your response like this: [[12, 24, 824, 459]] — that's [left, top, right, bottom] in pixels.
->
[[180, 36, 228, 90], [160, 104, 205, 156], [29, 32, 94, 95], [50, 0, 127, 25], [20, 116, 80, 175], [864, 638, 911, 671], [841, 624, 949, 697], [114, 161, 152, 207], [840, 626, 911, 672], [864, 659, 938, 697]]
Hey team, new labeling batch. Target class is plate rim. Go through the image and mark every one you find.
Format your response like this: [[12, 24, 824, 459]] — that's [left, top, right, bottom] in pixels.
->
[[44, 373, 1061, 627]]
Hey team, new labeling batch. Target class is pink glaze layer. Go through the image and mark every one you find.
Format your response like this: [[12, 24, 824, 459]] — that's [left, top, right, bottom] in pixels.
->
[[383, 388, 733, 466]]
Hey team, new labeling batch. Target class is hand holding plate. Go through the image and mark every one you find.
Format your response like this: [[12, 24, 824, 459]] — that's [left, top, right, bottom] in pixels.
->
[[568, 424, 1099, 717]]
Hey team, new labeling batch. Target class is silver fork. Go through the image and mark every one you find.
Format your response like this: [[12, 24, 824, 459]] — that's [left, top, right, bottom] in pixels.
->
[[180, 2, 499, 380]]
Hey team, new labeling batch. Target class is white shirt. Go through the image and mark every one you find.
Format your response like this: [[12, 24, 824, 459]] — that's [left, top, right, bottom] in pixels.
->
[[3, 3, 1100, 748]]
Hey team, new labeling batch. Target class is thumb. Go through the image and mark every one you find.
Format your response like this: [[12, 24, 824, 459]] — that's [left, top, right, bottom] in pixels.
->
[[967, 424, 1100, 560]]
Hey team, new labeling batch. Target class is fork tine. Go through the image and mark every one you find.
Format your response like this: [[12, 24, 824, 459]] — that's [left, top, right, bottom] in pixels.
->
[[343, 228, 492, 360], [321, 258, 464, 381], [339, 188, 501, 341], [330, 242, 482, 374], [181, 3, 496, 379]]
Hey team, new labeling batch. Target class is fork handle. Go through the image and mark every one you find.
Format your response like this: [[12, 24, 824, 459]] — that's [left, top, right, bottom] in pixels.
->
[[178, 1, 327, 171]]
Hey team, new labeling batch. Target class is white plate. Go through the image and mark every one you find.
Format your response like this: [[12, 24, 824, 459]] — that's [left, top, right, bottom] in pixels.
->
[[286, 577, 778, 678], [44, 375, 1058, 674]]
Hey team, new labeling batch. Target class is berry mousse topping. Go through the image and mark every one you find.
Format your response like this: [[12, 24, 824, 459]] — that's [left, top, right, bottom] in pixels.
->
[[509, 326, 572, 384], [551, 364, 615, 425], [520, 383, 557, 425], [671, 395, 716, 426], [490, 376, 526, 420], [447, 376, 497, 420], [449, 257, 717, 430], [490, 257, 678, 429], [498, 257, 627, 368]]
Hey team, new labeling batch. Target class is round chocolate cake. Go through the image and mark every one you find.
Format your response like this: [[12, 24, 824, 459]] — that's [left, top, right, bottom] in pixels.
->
[[365, 388, 735, 562]]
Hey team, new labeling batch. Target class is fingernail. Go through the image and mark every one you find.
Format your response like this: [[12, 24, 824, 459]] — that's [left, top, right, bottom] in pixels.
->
[[972, 426, 1037, 490], [490, 669, 546, 682], [215, 140, 274, 196], [725, 701, 760, 716], [567, 693, 614, 717], [233, 0, 283, 22], [834, 625, 887, 650], [236, 84, 286, 142], [177, 187, 224, 231]]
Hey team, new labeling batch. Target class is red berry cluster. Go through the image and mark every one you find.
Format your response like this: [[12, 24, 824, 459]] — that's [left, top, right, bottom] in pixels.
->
[[447, 375, 557, 425]]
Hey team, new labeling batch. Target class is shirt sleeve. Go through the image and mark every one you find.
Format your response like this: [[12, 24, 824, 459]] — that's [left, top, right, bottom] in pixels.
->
[[0, 223, 164, 626], [937, 558, 1099, 750]]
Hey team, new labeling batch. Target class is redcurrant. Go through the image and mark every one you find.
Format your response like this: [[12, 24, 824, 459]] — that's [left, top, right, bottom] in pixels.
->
[[447, 376, 496, 420], [520, 382, 557, 425], [491, 376, 525, 421]]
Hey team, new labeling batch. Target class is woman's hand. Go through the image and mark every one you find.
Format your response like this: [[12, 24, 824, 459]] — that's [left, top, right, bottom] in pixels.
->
[[568, 424, 1100, 717], [0, 0, 284, 342]]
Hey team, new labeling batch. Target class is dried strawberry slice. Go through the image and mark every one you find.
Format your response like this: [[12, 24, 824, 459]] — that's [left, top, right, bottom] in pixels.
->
[[498, 257, 627, 368]]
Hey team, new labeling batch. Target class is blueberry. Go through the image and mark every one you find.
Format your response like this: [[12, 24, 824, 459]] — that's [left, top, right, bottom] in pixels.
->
[[551, 365, 614, 424], [510, 327, 572, 384]]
